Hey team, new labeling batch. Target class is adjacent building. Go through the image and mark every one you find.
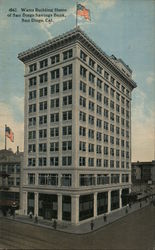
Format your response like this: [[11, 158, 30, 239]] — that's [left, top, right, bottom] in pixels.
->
[[18, 27, 137, 224], [132, 161, 155, 184], [0, 148, 23, 211]]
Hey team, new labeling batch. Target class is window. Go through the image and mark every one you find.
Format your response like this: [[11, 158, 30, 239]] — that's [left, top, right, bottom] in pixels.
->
[[104, 134, 108, 143], [116, 149, 119, 157], [110, 148, 114, 156], [50, 142, 59, 152], [116, 161, 120, 168], [110, 76, 115, 85], [110, 160, 114, 168], [63, 111, 72, 121], [80, 50, 87, 61], [88, 143, 94, 152], [96, 159, 102, 167], [28, 144, 36, 153], [40, 58, 48, 69], [39, 143, 47, 152], [63, 80, 72, 91], [104, 96, 109, 106], [50, 113, 59, 123], [28, 173, 35, 185], [97, 65, 102, 74], [116, 127, 120, 135], [63, 49, 73, 60], [116, 115, 120, 124], [116, 92, 120, 101], [116, 104, 120, 113], [89, 101, 94, 111], [29, 90, 36, 100], [104, 121, 108, 130], [121, 85, 125, 93], [79, 142, 86, 151], [50, 157, 59, 166], [89, 72, 95, 83], [51, 69, 60, 79], [39, 87, 47, 97], [39, 73, 48, 84], [110, 136, 114, 144], [121, 118, 125, 126], [80, 65, 87, 78], [88, 115, 94, 125], [79, 126, 86, 136], [89, 87, 95, 98], [110, 88, 115, 98], [110, 124, 114, 132], [88, 129, 94, 139], [97, 92, 102, 102], [29, 63, 37, 73], [79, 157, 86, 166], [39, 174, 58, 186], [104, 71, 109, 80], [104, 83, 109, 93], [97, 105, 102, 115], [104, 147, 108, 155], [62, 126, 72, 136], [80, 81, 86, 93], [29, 104, 36, 113], [28, 131, 36, 140], [79, 111, 86, 122], [97, 78, 102, 89], [80, 174, 95, 186], [51, 83, 59, 94], [29, 77, 36, 87], [96, 145, 102, 154], [110, 100, 114, 110], [39, 157, 47, 166], [39, 129, 47, 139], [63, 64, 72, 76], [111, 174, 120, 184], [104, 109, 109, 118], [89, 58, 95, 68], [79, 96, 86, 107], [39, 101, 47, 111], [29, 117, 36, 127], [61, 174, 72, 186], [104, 160, 108, 168], [51, 54, 60, 64], [51, 98, 59, 108], [96, 119, 102, 128], [62, 156, 72, 166], [88, 158, 94, 167], [28, 158, 36, 166], [33, 115, 41, 127], [50, 127, 59, 137], [116, 138, 120, 146], [63, 95, 72, 106], [121, 96, 125, 105], [110, 112, 114, 121], [116, 81, 120, 89], [62, 141, 72, 151], [96, 132, 102, 141]]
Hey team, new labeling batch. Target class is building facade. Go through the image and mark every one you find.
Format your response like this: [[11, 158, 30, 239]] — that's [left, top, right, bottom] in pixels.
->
[[18, 27, 137, 224], [132, 161, 155, 184], [0, 148, 23, 211]]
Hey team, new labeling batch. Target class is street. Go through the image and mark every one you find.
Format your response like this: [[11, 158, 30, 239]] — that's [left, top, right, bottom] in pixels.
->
[[0, 205, 154, 250]]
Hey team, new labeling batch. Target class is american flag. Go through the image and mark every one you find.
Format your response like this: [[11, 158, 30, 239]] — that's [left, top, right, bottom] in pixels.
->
[[5, 126, 14, 142], [77, 4, 90, 21]]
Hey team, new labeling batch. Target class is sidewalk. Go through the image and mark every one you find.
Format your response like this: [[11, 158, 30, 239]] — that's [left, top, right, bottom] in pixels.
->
[[5, 199, 151, 235]]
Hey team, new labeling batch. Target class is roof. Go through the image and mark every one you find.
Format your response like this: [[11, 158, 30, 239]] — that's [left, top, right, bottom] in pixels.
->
[[18, 26, 137, 90]]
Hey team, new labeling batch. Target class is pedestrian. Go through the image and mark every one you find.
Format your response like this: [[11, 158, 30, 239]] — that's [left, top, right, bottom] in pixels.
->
[[29, 211, 33, 219], [90, 220, 94, 231], [34, 215, 38, 223], [103, 214, 107, 222], [53, 219, 57, 229]]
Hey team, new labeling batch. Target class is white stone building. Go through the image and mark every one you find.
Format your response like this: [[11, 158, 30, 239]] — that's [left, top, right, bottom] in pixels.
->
[[18, 27, 137, 224]]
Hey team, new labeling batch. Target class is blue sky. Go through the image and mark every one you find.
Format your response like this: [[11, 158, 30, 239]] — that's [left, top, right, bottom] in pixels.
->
[[0, 0, 154, 161]]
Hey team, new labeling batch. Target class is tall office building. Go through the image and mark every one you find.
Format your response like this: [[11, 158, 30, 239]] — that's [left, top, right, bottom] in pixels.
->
[[18, 27, 137, 224]]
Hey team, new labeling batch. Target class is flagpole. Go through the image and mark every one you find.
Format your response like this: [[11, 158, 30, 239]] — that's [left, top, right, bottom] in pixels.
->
[[5, 124, 7, 150], [76, 2, 78, 27]]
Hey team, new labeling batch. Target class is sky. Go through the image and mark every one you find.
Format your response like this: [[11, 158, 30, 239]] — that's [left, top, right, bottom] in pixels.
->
[[0, 0, 154, 161]]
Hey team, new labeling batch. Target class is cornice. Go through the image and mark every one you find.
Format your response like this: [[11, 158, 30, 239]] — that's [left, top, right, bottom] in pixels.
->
[[18, 26, 137, 89]]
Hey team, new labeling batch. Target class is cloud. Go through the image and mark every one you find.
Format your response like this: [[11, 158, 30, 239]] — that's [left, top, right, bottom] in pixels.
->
[[0, 101, 24, 152], [146, 72, 155, 85], [132, 88, 155, 161], [90, 0, 116, 9]]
